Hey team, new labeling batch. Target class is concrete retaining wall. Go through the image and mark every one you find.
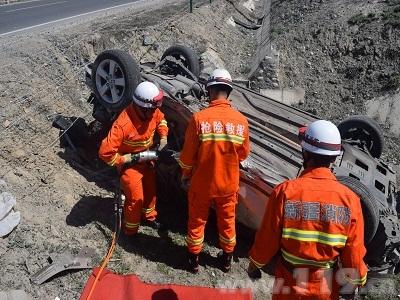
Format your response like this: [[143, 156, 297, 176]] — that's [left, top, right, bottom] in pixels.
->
[[249, 0, 271, 76]]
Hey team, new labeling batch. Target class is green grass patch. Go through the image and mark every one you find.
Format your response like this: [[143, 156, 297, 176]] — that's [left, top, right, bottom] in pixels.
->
[[348, 13, 378, 26]]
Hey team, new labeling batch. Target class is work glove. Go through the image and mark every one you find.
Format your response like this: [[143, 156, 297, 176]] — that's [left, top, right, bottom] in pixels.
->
[[158, 137, 168, 151], [158, 149, 177, 164], [247, 261, 262, 280], [121, 154, 132, 165], [181, 175, 191, 192]]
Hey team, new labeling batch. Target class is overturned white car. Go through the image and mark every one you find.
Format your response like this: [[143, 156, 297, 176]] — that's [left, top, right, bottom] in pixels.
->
[[62, 45, 400, 275]]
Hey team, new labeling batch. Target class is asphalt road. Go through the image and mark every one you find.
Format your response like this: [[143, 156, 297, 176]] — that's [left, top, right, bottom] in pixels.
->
[[0, 0, 142, 36]]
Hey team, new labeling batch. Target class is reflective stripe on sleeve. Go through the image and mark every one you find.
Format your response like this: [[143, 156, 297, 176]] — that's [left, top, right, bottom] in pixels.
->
[[158, 120, 168, 127], [178, 159, 192, 170], [107, 153, 119, 166], [348, 274, 367, 286], [282, 228, 348, 246]]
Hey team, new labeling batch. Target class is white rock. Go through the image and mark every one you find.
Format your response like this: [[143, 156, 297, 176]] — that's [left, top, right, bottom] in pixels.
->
[[0, 211, 20, 237], [366, 93, 400, 137], [0, 192, 16, 221], [200, 48, 226, 77], [226, 16, 236, 27], [242, 0, 255, 12]]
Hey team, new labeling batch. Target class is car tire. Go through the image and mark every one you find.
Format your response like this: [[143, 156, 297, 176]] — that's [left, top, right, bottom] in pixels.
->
[[161, 45, 200, 78], [337, 176, 380, 245], [337, 115, 384, 158], [364, 223, 386, 265], [91, 50, 140, 111]]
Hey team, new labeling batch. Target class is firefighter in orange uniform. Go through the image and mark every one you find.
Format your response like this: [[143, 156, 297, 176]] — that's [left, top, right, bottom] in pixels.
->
[[247, 120, 368, 299], [99, 81, 168, 235], [179, 69, 250, 273]]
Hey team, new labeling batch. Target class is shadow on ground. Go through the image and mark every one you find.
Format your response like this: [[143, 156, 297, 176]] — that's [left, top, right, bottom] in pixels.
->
[[67, 190, 255, 271], [66, 195, 115, 231]]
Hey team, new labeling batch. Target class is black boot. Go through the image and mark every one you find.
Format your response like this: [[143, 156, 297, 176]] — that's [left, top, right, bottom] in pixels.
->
[[142, 219, 165, 231], [217, 251, 233, 273], [188, 253, 199, 274]]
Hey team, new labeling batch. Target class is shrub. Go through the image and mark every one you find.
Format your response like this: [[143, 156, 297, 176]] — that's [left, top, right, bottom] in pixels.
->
[[386, 73, 400, 90], [348, 13, 378, 26], [382, 5, 400, 28], [386, 0, 400, 6]]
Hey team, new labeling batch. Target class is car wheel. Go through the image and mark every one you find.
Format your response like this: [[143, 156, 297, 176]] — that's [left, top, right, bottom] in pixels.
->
[[160, 45, 200, 78], [337, 115, 384, 158], [337, 176, 380, 245], [91, 50, 140, 111]]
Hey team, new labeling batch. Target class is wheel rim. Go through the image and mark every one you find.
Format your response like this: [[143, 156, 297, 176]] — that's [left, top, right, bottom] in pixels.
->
[[95, 59, 126, 104], [161, 53, 191, 77], [171, 53, 189, 68], [342, 127, 374, 154]]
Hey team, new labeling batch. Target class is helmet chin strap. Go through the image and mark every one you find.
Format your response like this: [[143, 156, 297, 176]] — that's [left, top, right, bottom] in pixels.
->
[[134, 105, 154, 121], [302, 150, 310, 169]]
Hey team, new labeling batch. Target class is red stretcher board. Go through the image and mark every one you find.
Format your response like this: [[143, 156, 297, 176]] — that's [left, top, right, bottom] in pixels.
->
[[80, 268, 253, 300]]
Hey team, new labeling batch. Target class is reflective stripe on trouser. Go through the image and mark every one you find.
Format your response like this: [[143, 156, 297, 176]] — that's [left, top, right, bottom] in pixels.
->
[[187, 191, 237, 254], [120, 165, 157, 235], [272, 258, 340, 300]]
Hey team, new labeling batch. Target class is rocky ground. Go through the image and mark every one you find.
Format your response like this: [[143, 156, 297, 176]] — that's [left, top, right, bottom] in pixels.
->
[[1, 0, 400, 299], [269, 0, 400, 173]]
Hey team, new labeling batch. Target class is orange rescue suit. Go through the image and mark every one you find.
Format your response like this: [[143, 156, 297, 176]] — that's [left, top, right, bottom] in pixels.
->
[[249, 167, 368, 300], [98, 104, 168, 234], [179, 98, 250, 254]]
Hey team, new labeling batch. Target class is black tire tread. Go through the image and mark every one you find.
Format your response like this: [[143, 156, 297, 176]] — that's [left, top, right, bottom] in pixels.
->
[[338, 115, 384, 158], [337, 175, 380, 245], [161, 45, 200, 78]]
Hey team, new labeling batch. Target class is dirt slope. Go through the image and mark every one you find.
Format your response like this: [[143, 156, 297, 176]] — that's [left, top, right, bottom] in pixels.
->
[[0, 1, 270, 299], [271, 0, 400, 167]]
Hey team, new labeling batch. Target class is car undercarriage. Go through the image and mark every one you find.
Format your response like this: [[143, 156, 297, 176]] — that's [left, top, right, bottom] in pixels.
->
[[58, 45, 400, 275]]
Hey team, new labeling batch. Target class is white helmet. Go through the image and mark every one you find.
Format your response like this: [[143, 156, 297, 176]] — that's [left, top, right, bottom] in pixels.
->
[[299, 120, 342, 156], [132, 81, 164, 109], [206, 68, 233, 90]]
